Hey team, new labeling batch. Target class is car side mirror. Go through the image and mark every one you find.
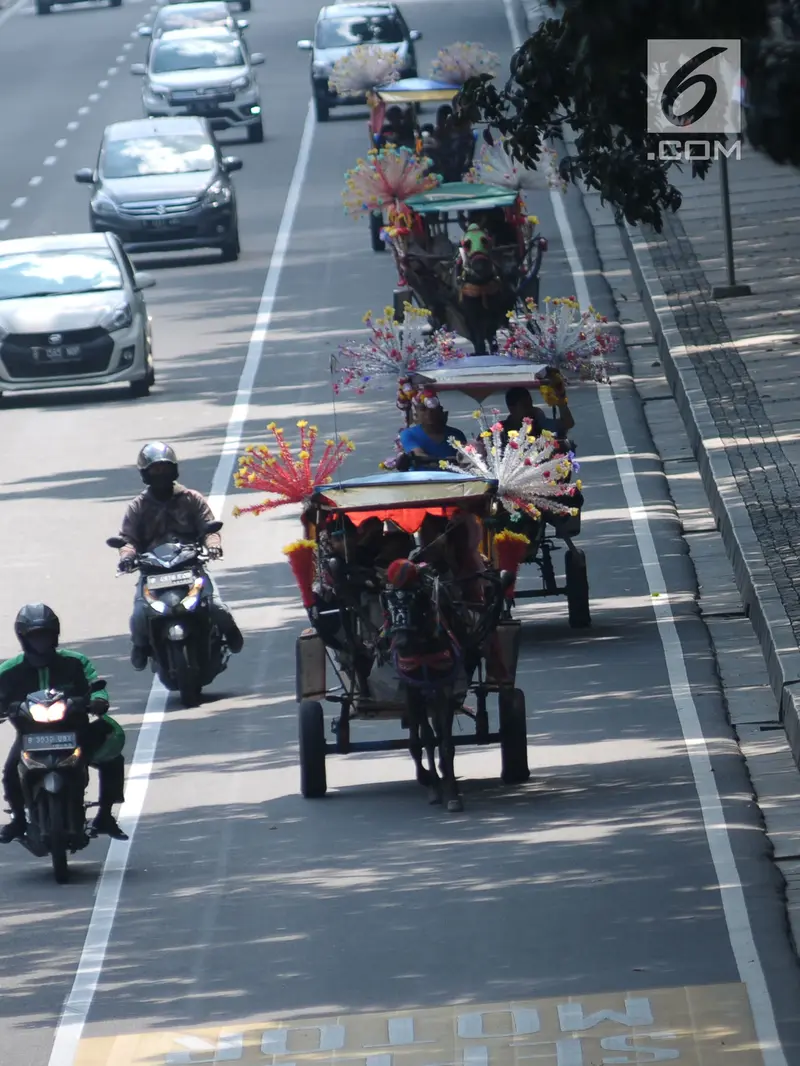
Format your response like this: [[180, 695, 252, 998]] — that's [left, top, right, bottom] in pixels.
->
[[204, 521, 224, 535], [133, 271, 156, 290], [106, 537, 126, 549], [409, 29, 422, 41], [75, 167, 95, 184], [222, 156, 243, 172], [296, 39, 313, 50], [130, 62, 147, 75], [138, 24, 152, 36], [250, 52, 265, 65], [237, 18, 248, 28]]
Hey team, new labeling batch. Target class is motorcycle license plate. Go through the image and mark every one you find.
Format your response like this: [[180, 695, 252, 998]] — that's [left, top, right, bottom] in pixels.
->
[[146, 570, 194, 589], [22, 732, 77, 751]]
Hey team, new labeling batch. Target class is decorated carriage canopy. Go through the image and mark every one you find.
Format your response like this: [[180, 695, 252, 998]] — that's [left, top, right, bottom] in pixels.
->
[[403, 182, 520, 215], [374, 76, 460, 103], [412, 356, 551, 402], [309, 470, 497, 533]]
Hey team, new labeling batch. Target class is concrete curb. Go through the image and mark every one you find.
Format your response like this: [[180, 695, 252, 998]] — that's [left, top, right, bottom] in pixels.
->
[[618, 223, 800, 764]]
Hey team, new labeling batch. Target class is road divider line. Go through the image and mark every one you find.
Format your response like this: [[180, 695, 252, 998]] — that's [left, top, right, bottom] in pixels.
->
[[548, 139, 789, 1066], [29, 176, 42, 187], [78, 106, 90, 115], [45, 100, 316, 1066], [11, 197, 26, 209], [43, 156, 57, 166], [55, 138, 67, 148], [0, 0, 29, 30], [0, 220, 9, 232], [67, 121, 79, 131]]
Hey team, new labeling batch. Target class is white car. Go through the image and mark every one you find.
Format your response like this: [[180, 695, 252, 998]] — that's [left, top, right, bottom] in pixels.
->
[[0, 233, 156, 399], [138, 2, 248, 42], [131, 26, 265, 143]]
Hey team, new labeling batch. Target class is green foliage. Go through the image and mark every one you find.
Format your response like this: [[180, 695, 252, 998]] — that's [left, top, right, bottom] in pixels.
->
[[459, 0, 781, 231]]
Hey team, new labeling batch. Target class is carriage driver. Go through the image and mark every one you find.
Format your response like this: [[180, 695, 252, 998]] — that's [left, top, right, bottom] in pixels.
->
[[500, 373, 575, 445]]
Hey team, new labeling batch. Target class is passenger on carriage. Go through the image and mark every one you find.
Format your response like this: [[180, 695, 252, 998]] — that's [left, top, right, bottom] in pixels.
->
[[397, 389, 467, 468], [500, 381, 575, 445]]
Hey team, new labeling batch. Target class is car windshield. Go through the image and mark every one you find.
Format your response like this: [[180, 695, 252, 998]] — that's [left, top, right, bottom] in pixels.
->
[[316, 14, 404, 47], [158, 9, 231, 31], [101, 135, 216, 178], [150, 36, 245, 72], [0, 250, 123, 300]]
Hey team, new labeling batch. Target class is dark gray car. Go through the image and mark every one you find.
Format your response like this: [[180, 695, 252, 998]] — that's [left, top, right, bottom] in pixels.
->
[[75, 116, 243, 261]]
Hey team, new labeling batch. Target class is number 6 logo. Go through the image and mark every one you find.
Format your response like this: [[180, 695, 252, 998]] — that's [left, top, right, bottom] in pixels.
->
[[661, 45, 727, 127]]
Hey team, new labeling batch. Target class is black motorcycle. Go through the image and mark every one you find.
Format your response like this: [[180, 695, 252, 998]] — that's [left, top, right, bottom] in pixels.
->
[[5, 686, 104, 883], [106, 521, 229, 708]]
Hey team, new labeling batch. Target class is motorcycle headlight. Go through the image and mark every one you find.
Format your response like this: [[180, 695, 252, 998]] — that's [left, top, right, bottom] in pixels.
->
[[92, 192, 118, 216], [204, 181, 231, 207], [101, 303, 133, 332], [231, 74, 250, 91], [28, 701, 67, 724]]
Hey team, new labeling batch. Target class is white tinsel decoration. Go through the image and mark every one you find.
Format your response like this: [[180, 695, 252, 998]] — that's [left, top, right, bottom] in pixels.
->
[[469, 132, 567, 194], [441, 409, 580, 520], [329, 45, 403, 96], [332, 304, 465, 395], [499, 297, 618, 383], [429, 42, 499, 84]]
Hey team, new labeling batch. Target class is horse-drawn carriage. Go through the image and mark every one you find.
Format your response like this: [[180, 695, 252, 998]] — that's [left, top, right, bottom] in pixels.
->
[[295, 470, 530, 810], [410, 358, 591, 629], [385, 183, 547, 353]]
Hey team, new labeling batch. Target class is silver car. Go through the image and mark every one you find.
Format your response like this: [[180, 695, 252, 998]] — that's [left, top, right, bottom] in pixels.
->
[[131, 26, 265, 143], [0, 233, 156, 399], [138, 2, 249, 41], [297, 2, 420, 122]]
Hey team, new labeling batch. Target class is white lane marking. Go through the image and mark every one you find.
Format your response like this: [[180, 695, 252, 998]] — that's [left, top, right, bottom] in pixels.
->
[[29, 176, 42, 187], [88, 93, 100, 102], [502, 0, 523, 50], [108, 66, 118, 75], [123, 40, 132, 48], [0, 0, 29, 30], [545, 115, 790, 1066], [55, 138, 67, 148], [116, 54, 125, 62], [11, 197, 26, 209], [45, 101, 316, 1066], [67, 121, 79, 131], [78, 106, 90, 115], [44, 156, 57, 166], [0, 220, 9, 232], [98, 80, 109, 88]]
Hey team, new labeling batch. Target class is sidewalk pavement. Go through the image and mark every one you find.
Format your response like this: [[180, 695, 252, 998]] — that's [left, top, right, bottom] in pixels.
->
[[621, 145, 800, 764]]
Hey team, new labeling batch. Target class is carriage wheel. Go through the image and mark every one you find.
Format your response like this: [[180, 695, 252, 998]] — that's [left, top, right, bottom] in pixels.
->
[[298, 700, 327, 798], [565, 550, 591, 629], [499, 687, 529, 785]]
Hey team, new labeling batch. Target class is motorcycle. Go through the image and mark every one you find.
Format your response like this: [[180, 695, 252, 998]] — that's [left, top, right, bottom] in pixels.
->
[[106, 521, 229, 707], [4, 686, 105, 883]]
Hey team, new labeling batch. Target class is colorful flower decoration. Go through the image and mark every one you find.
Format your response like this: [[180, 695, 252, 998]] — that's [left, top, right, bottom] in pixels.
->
[[501, 297, 618, 383], [332, 304, 466, 401], [329, 45, 403, 96], [283, 539, 318, 608], [441, 409, 581, 521], [342, 147, 441, 220], [467, 132, 567, 195], [493, 529, 531, 596], [233, 421, 355, 517], [429, 42, 499, 84]]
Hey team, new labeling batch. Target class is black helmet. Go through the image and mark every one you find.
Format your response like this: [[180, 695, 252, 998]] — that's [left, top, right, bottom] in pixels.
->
[[137, 441, 178, 486], [15, 603, 60, 667]]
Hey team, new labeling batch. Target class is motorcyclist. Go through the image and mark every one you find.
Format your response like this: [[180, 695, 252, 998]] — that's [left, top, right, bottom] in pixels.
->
[[0, 604, 128, 843], [118, 442, 244, 671]]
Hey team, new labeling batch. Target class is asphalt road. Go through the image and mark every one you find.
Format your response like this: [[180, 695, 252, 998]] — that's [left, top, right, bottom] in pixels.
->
[[0, 0, 800, 1064]]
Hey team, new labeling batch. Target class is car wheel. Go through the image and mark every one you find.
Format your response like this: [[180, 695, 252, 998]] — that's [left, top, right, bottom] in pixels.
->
[[220, 230, 240, 262], [247, 119, 264, 143], [109, 0, 122, 7], [130, 376, 151, 398], [239, 0, 251, 9], [314, 93, 330, 122], [36, 0, 51, 13]]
